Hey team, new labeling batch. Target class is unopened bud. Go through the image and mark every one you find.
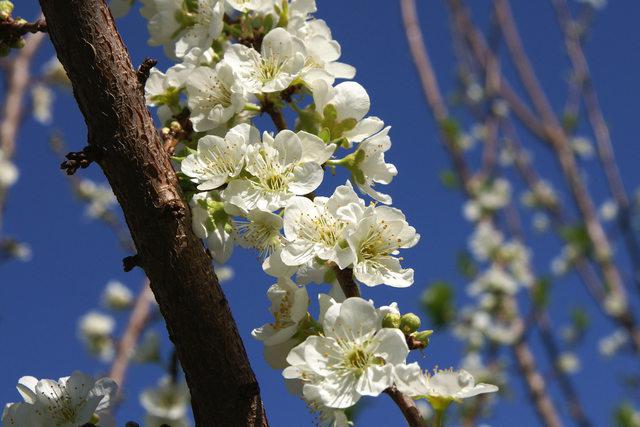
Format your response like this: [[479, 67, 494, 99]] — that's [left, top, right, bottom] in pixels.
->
[[411, 330, 433, 349], [400, 313, 421, 334], [381, 313, 401, 329], [0, 1, 14, 20]]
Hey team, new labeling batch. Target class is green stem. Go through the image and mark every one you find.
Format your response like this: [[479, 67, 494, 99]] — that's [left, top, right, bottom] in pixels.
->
[[433, 409, 445, 427]]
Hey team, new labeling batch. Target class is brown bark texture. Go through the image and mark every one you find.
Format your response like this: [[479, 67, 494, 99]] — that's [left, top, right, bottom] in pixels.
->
[[38, 1, 267, 425]]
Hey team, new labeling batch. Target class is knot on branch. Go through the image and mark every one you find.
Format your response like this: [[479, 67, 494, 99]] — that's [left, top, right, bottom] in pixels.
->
[[60, 146, 99, 175], [161, 109, 193, 155], [123, 254, 142, 272], [162, 200, 186, 219], [136, 57, 157, 90]]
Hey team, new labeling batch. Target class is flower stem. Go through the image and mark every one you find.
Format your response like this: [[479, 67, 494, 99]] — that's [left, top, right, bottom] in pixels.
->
[[433, 409, 445, 427]]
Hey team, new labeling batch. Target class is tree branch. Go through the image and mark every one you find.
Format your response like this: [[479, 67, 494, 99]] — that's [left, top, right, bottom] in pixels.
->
[[0, 23, 46, 226], [551, 0, 640, 295], [385, 387, 426, 427], [512, 340, 562, 427], [399, 2, 565, 426], [109, 280, 154, 388], [38, 1, 267, 425]]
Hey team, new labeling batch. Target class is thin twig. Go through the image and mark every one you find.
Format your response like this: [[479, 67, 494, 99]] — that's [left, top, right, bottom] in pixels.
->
[[0, 20, 46, 226], [551, 0, 640, 295], [512, 340, 562, 427], [385, 387, 426, 427], [108, 280, 154, 388], [493, 0, 640, 350], [400, 2, 565, 426]]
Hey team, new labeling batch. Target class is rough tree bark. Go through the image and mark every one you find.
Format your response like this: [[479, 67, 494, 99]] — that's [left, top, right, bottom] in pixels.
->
[[38, 1, 268, 425]]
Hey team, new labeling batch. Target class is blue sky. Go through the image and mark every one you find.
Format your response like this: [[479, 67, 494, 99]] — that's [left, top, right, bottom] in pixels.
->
[[1, 1, 639, 426]]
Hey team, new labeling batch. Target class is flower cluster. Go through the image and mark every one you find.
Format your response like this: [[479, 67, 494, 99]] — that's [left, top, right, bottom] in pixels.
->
[[2, 371, 117, 426], [455, 186, 532, 349], [136, 0, 498, 423]]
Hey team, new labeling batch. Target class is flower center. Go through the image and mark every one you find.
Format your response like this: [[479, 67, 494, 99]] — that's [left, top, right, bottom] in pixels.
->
[[255, 55, 286, 84], [346, 348, 370, 372]]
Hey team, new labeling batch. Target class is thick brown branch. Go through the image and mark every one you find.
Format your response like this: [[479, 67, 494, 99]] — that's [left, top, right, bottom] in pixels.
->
[[39, 1, 267, 425]]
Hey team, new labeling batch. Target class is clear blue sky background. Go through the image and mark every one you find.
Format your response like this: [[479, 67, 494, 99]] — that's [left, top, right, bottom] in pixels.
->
[[1, 1, 639, 426]]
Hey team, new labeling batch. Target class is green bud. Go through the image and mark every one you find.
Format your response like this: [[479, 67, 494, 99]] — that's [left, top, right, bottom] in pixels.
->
[[400, 313, 421, 334], [174, 9, 197, 31], [263, 13, 274, 32], [318, 127, 331, 143], [323, 104, 338, 123], [10, 38, 25, 49], [184, 0, 199, 13], [337, 117, 357, 133], [352, 168, 366, 185], [354, 148, 366, 164], [381, 313, 401, 329], [0, 1, 14, 20], [411, 330, 433, 349]]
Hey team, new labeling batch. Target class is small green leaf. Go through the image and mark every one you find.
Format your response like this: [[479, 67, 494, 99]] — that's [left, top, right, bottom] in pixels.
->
[[420, 281, 455, 329]]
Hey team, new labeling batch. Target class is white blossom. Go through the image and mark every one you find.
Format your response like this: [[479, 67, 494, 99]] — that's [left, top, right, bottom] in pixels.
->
[[468, 221, 503, 262], [78, 311, 115, 361], [31, 84, 54, 125], [2, 372, 117, 427], [75, 179, 117, 219], [283, 297, 409, 409], [295, 19, 355, 84], [252, 277, 309, 345], [186, 63, 248, 132], [599, 329, 628, 357], [109, 0, 134, 17], [347, 205, 419, 288], [190, 191, 234, 263], [182, 124, 257, 190], [280, 183, 363, 268], [223, 27, 306, 93], [570, 136, 594, 159], [0, 150, 18, 189], [350, 126, 397, 204], [468, 266, 518, 296], [101, 280, 133, 310], [235, 208, 284, 258], [225, 0, 278, 13], [394, 364, 498, 408], [140, 377, 191, 427], [557, 352, 581, 374], [599, 199, 618, 222], [224, 130, 334, 211]]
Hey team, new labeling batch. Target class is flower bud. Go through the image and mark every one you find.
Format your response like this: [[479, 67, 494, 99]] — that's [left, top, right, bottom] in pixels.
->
[[411, 330, 433, 349], [381, 313, 401, 329], [0, 1, 14, 21], [400, 313, 421, 334]]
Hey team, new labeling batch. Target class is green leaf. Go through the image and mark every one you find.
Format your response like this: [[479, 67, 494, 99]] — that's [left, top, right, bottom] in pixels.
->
[[420, 281, 456, 329], [532, 277, 552, 309], [559, 224, 592, 255], [439, 169, 459, 189], [571, 307, 590, 336], [456, 251, 477, 279]]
